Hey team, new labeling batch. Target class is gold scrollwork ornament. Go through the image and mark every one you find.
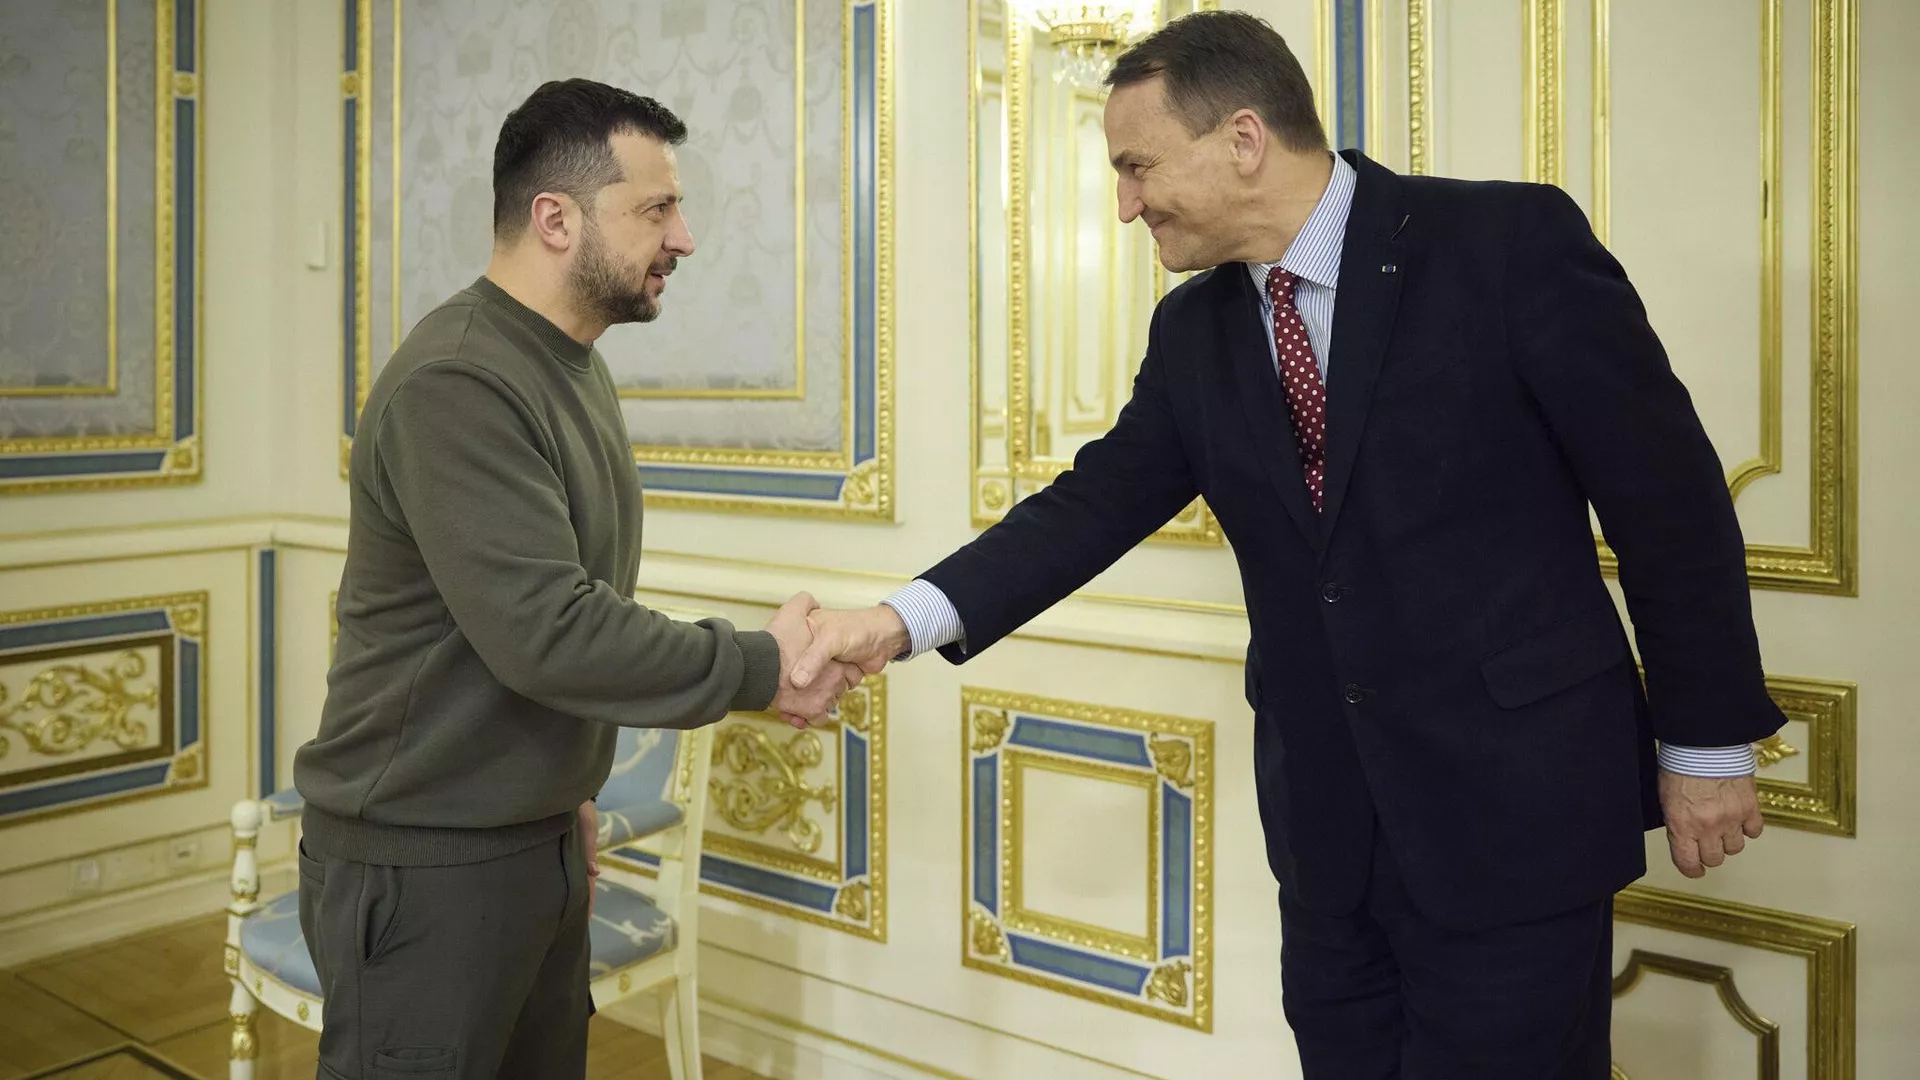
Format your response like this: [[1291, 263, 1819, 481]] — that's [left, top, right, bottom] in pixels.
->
[[0, 652, 160, 758], [1753, 733, 1800, 769], [710, 725, 837, 853]]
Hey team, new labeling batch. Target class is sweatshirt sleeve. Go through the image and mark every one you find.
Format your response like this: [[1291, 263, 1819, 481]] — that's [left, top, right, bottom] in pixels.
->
[[371, 360, 780, 727]]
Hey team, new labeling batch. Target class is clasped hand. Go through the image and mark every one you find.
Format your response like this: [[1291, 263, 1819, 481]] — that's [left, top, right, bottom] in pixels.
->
[[763, 593, 910, 728]]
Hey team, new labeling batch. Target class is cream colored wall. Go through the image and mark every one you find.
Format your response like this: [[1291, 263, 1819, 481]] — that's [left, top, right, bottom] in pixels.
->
[[0, 0, 309, 961], [2, 2, 1914, 1080]]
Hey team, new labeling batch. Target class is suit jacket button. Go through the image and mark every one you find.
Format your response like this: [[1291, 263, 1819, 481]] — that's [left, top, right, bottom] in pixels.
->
[[1321, 583, 1342, 603], [1343, 684, 1365, 704]]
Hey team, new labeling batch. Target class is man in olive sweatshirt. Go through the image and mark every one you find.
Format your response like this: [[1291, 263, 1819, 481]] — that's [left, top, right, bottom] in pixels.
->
[[291, 80, 863, 1079]]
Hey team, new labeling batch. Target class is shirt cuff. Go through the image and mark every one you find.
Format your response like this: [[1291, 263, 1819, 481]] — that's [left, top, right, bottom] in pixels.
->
[[879, 578, 965, 660], [1656, 742, 1758, 778]]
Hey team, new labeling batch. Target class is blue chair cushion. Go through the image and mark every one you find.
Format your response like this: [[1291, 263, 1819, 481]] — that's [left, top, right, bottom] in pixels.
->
[[595, 799, 683, 849], [239, 878, 677, 998], [238, 890, 320, 998], [262, 789, 305, 821], [588, 879, 678, 978]]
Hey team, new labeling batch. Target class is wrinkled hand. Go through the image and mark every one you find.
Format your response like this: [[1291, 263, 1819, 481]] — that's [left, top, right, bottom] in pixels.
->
[[577, 800, 599, 914], [1659, 770, 1764, 879], [791, 605, 911, 691], [765, 593, 866, 728]]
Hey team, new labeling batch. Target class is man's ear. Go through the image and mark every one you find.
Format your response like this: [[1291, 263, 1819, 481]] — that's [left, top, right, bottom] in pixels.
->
[[528, 191, 576, 252], [1226, 109, 1267, 177]]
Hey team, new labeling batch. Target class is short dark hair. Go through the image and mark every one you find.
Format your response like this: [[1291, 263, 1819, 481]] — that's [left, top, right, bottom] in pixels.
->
[[491, 79, 688, 240], [1105, 10, 1326, 153]]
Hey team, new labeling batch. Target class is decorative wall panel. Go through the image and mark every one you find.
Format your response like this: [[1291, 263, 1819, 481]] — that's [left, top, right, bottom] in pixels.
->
[[968, 0, 1220, 544], [1754, 674, 1855, 837], [340, 0, 893, 519], [0, 0, 201, 493], [609, 678, 886, 940], [962, 687, 1213, 1030], [1517, 0, 1858, 594], [1613, 884, 1855, 1080], [0, 593, 208, 824]]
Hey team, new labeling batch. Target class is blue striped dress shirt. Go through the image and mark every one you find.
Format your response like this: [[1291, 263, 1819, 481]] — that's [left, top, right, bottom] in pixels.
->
[[880, 154, 1753, 777]]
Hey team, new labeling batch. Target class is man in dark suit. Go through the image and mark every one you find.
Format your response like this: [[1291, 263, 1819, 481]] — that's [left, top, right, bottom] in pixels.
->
[[788, 11, 1784, 1077]]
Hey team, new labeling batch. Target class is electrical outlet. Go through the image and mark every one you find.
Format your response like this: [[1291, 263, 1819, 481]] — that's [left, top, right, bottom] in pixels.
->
[[73, 858, 102, 893], [104, 845, 163, 890], [169, 836, 201, 869]]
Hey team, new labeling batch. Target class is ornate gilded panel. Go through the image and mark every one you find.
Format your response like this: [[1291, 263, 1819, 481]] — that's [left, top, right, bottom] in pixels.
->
[[340, 0, 894, 520], [608, 677, 886, 940], [1610, 950, 1781, 1080], [1753, 674, 1856, 837], [0, 592, 208, 824], [962, 687, 1213, 1030], [1612, 885, 1855, 1080], [0, 0, 202, 493], [969, 0, 1222, 544], [1517, 0, 1858, 594]]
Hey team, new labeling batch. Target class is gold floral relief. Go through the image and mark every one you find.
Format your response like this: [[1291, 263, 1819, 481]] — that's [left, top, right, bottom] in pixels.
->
[[970, 907, 1010, 962], [1753, 733, 1799, 770], [970, 707, 1010, 753], [709, 723, 838, 855], [0, 650, 161, 760], [1148, 733, 1194, 790], [836, 692, 870, 733], [1146, 960, 1192, 1009], [834, 881, 871, 922]]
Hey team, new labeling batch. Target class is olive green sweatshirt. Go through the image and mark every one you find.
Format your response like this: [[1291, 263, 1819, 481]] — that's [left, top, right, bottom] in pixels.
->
[[293, 276, 780, 866]]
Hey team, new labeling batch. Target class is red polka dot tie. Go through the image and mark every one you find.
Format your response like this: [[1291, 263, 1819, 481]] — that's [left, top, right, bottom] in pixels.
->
[[1266, 267, 1326, 510]]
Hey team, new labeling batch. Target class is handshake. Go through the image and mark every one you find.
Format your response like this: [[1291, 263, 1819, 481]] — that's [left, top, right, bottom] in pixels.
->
[[761, 592, 912, 727]]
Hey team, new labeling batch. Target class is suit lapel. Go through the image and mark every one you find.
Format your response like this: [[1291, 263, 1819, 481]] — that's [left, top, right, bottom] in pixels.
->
[[1318, 151, 1409, 552], [1219, 269, 1321, 547]]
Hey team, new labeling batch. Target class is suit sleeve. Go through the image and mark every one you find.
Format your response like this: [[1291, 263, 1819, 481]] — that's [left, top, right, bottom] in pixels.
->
[[917, 305, 1201, 662], [1505, 185, 1783, 748]]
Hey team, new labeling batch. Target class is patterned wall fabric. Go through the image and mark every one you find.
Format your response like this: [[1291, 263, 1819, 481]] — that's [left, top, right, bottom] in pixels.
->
[[0, 0, 160, 440], [383, 0, 847, 452]]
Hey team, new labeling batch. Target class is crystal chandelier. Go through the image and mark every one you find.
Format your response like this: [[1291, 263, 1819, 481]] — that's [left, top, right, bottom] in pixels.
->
[[1006, 1, 1159, 90]]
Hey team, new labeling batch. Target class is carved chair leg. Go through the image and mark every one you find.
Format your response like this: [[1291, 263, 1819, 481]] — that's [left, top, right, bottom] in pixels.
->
[[658, 974, 702, 1080], [228, 979, 259, 1080]]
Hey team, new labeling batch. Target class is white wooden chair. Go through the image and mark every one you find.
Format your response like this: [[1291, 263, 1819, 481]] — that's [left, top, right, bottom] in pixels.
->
[[223, 724, 715, 1078]]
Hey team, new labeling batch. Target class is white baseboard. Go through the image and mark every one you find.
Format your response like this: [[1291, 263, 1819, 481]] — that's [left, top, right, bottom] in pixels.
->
[[599, 942, 1175, 1080], [0, 863, 296, 969], [602, 993, 930, 1080]]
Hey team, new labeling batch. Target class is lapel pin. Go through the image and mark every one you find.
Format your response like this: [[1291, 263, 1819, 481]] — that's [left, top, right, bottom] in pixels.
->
[[1381, 263, 1398, 274]]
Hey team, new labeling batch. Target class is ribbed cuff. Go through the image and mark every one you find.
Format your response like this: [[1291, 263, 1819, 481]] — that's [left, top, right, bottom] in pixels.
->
[[729, 629, 782, 713]]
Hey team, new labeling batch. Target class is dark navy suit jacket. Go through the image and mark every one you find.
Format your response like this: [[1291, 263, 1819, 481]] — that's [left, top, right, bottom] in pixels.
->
[[920, 150, 1784, 931]]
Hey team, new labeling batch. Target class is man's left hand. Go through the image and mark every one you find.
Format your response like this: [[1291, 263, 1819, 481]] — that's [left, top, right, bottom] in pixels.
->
[[1659, 771, 1763, 879], [578, 800, 600, 913]]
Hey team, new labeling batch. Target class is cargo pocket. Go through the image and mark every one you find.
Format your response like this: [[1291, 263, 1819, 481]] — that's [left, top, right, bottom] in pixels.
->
[[371, 1046, 456, 1075], [1479, 608, 1631, 708]]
